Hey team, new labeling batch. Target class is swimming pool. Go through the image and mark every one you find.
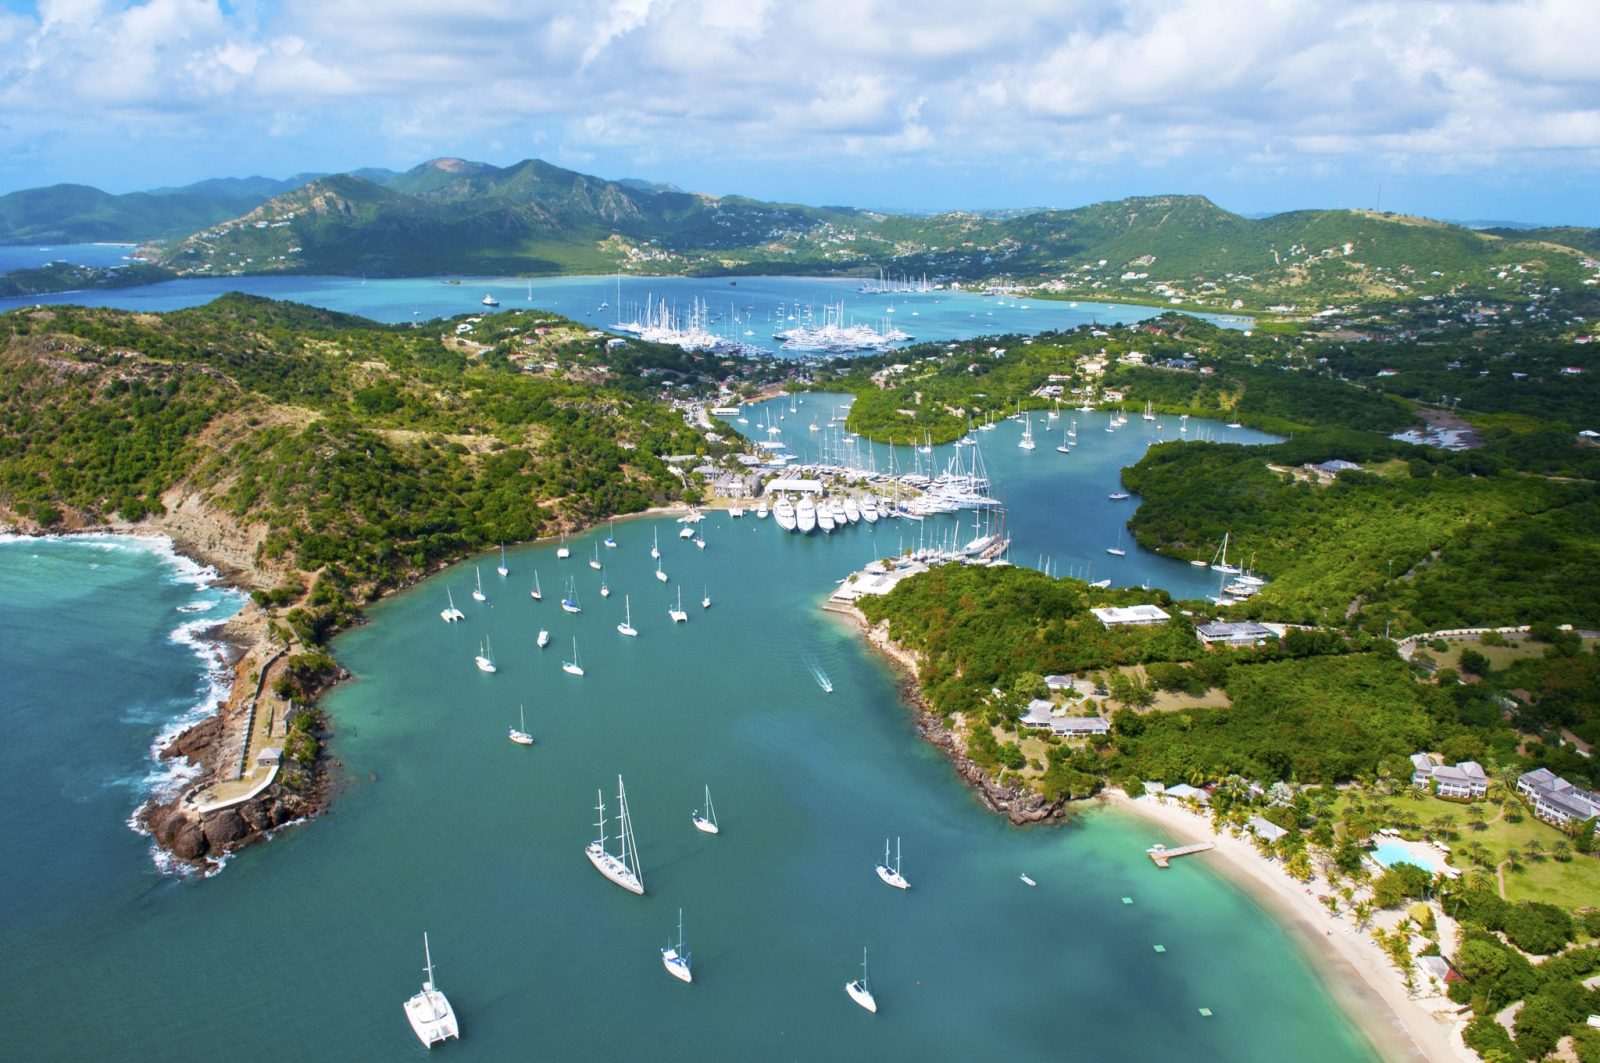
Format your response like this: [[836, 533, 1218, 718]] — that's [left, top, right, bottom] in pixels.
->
[[1372, 842, 1437, 873]]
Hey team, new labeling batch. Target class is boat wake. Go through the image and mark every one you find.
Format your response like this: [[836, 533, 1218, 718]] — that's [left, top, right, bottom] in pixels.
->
[[800, 651, 834, 693]]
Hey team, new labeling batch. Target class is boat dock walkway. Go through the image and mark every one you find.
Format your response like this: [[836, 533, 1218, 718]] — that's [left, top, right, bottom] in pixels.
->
[[1147, 842, 1214, 868]]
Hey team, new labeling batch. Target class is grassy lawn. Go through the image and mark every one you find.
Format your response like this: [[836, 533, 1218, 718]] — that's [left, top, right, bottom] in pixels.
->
[[1421, 633, 1599, 673], [1326, 789, 1600, 910]]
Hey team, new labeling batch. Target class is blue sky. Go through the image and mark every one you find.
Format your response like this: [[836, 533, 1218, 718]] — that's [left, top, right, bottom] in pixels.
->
[[2, 0, 1597, 224]]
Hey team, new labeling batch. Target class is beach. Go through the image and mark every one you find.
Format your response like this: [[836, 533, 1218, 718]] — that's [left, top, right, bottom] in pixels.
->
[[1105, 791, 1475, 1063]]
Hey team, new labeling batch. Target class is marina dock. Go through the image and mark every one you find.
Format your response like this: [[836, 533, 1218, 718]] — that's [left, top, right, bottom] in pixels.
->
[[1147, 842, 1214, 868]]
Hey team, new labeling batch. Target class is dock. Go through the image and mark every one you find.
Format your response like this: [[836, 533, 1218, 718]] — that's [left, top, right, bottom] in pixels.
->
[[1147, 842, 1214, 868]]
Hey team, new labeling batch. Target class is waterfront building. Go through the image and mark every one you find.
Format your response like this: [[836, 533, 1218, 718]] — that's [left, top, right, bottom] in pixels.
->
[[1409, 754, 1489, 799], [1090, 604, 1171, 628]]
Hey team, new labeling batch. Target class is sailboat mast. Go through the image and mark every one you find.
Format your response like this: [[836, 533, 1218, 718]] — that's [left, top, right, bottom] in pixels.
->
[[423, 932, 435, 986]]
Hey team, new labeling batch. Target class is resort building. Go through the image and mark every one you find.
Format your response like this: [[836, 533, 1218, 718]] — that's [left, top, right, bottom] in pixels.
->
[[1409, 753, 1489, 799], [1195, 621, 1278, 647], [1247, 816, 1289, 843], [1090, 604, 1171, 629], [1517, 769, 1600, 832], [1019, 700, 1110, 737]]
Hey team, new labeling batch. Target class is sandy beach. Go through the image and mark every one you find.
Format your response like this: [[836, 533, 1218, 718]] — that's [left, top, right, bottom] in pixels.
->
[[1103, 791, 1474, 1063]]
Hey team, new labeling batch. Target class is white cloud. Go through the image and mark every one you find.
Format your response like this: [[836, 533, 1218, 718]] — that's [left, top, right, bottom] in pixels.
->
[[0, 0, 1596, 211]]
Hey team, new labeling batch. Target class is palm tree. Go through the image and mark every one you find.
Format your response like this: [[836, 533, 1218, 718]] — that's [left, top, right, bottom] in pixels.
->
[[1553, 840, 1572, 862], [1504, 847, 1522, 871], [1525, 839, 1545, 862], [1466, 804, 1487, 832]]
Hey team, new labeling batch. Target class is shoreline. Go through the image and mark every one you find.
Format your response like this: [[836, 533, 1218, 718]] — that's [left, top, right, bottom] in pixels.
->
[[829, 598, 1472, 1063], [1101, 791, 1474, 1063]]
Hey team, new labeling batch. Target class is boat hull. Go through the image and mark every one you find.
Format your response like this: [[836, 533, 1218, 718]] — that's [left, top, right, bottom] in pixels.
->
[[662, 950, 692, 983], [874, 865, 910, 890], [692, 814, 719, 835], [404, 988, 460, 1047], [585, 842, 643, 894], [846, 981, 877, 1013]]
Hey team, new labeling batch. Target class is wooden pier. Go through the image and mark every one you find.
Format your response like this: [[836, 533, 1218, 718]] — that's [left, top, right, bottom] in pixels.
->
[[1147, 842, 1214, 868]]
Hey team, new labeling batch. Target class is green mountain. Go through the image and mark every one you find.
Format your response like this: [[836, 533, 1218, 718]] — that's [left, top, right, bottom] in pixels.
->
[[136, 158, 1599, 309], [0, 183, 276, 244]]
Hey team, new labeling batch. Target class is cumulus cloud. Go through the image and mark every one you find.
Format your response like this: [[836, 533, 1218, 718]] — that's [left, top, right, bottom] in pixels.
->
[[0, 0, 1596, 208]]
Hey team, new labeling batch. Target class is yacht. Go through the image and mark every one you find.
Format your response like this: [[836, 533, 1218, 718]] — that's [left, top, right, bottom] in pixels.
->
[[481, 293, 498, 307], [599, 580, 610, 598], [655, 558, 669, 583], [661, 909, 692, 984], [815, 498, 835, 533], [859, 495, 880, 524], [773, 496, 797, 532], [796, 496, 818, 533], [650, 529, 660, 559], [1018, 414, 1036, 450], [474, 636, 497, 674], [402, 934, 460, 1047], [842, 497, 861, 524], [530, 571, 542, 600], [496, 543, 509, 578], [509, 704, 533, 746], [590, 544, 602, 570], [537, 628, 550, 649], [617, 595, 638, 637], [669, 587, 688, 623], [845, 948, 877, 1014], [1108, 492, 1130, 501], [561, 578, 582, 614], [471, 566, 487, 602], [756, 500, 770, 520], [604, 521, 617, 549], [691, 784, 719, 834], [440, 588, 465, 623], [701, 585, 711, 609], [874, 837, 910, 890], [828, 498, 850, 527], [556, 533, 570, 560], [562, 638, 585, 676], [585, 776, 643, 894]]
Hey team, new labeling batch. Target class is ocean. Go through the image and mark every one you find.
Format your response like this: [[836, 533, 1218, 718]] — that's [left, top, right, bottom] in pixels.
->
[[0, 413, 1376, 1060]]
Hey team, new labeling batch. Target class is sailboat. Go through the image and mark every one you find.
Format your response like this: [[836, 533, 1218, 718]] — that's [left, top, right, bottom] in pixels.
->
[[655, 557, 669, 583], [1107, 528, 1127, 557], [650, 528, 660, 559], [472, 566, 487, 602], [604, 521, 617, 549], [557, 533, 570, 560], [1210, 531, 1240, 574], [691, 785, 719, 834], [661, 909, 692, 984], [694, 531, 706, 549], [669, 587, 688, 623], [599, 580, 610, 598], [701, 584, 711, 609], [475, 636, 497, 673], [497, 543, 509, 578], [589, 544, 602, 570], [679, 522, 695, 540], [584, 776, 643, 894], [875, 837, 910, 890], [530, 571, 543, 600], [509, 704, 533, 746], [537, 628, 550, 649], [1143, 399, 1156, 421], [562, 639, 585, 676], [440, 588, 465, 623], [617, 595, 638, 637], [561, 578, 582, 614], [402, 933, 460, 1047], [1018, 413, 1036, 450], [845, 948, 877, 1013], [1056, 423, 1071, 454]]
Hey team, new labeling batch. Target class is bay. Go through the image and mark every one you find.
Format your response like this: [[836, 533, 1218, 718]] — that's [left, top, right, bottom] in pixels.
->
[[0, 242, 143, 272], [0, 272, 1249, 355], [0, 497, 1372, 1061]]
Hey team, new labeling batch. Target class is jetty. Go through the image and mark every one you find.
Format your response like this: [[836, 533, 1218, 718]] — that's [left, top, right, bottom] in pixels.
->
[[1146, 842, 1214, 868]]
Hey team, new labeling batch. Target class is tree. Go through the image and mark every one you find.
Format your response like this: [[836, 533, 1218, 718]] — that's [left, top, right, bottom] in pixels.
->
[[1466, 804, 1487, 831]]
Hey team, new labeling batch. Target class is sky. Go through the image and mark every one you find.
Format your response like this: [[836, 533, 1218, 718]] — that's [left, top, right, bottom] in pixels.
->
[[1, 0, 1597, 224]]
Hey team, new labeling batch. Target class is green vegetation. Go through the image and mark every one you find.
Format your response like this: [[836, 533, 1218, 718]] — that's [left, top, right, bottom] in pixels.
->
[[0, 182, 275, 244], [0, 293, 710, 639], [0, 262, 177, 298]]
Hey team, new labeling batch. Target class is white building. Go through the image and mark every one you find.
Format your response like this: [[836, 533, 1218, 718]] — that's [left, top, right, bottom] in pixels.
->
[[1518, 769, 1600, 831], [1090, 604, 1171, 629], [1409, 753, 1489, 799]]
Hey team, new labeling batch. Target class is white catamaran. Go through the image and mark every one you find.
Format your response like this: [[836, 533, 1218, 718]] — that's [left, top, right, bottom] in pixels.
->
[[669, 586, 688, 623], [440, 588, 465, 623], [691, 784, 719, 834], [585, 776, 643, 894], [402, 933, 460, 1047], [661, 909, 692, 984]]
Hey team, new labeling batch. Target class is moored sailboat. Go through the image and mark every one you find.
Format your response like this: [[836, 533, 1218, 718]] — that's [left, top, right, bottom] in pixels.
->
[[474, 636, 497, 674], [440, 588, 465, 623], [845, 948, 877, 1013], [617, 595, 638, 637], [509, 704, 532, 745], [472, 566, 487, 602], [874, 836, 910, 890], [661, 909, 692, 984], [562, 638, 584, 676], [497, 543, 509, 578], [402, 933, 460, 1047], [585, 776, 643, 894], [691, 784, 719, 834]]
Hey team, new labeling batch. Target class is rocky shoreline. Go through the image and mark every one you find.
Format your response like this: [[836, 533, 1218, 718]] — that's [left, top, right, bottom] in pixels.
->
[[836, 604, 1068, 826]]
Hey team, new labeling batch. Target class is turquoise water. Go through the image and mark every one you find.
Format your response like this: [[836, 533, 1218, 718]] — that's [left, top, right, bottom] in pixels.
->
[[0, 271, 1249, 354], [0, 520, 1377, 1060], [741, 394, 1279, 598], [0, 242, 140, 272], [1372, 844, 1437, 873]]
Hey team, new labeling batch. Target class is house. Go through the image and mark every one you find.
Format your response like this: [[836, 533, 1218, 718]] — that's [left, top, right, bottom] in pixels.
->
[[1517, 769, 1600, 831], [1416, 955, 1462, 987], [1247, 816, 1289, 843], [1410, 753, 1488, 798], [1044, 675, 1076, 691], [1164, 783, 1209, 805], [1312, 459, 1362, 476], [1019, 700, 1110, 737], [1090, 604, 1171, 628], [1196, 621, 1278, 647]]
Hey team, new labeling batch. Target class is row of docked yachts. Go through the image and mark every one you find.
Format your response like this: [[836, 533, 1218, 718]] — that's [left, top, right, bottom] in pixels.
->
[[770, 492, 880, 533]]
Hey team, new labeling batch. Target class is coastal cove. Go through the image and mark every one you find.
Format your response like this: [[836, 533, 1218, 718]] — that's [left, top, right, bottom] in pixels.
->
[[0, 517, 1384, 1061], [0, 266, 1251, 353]]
